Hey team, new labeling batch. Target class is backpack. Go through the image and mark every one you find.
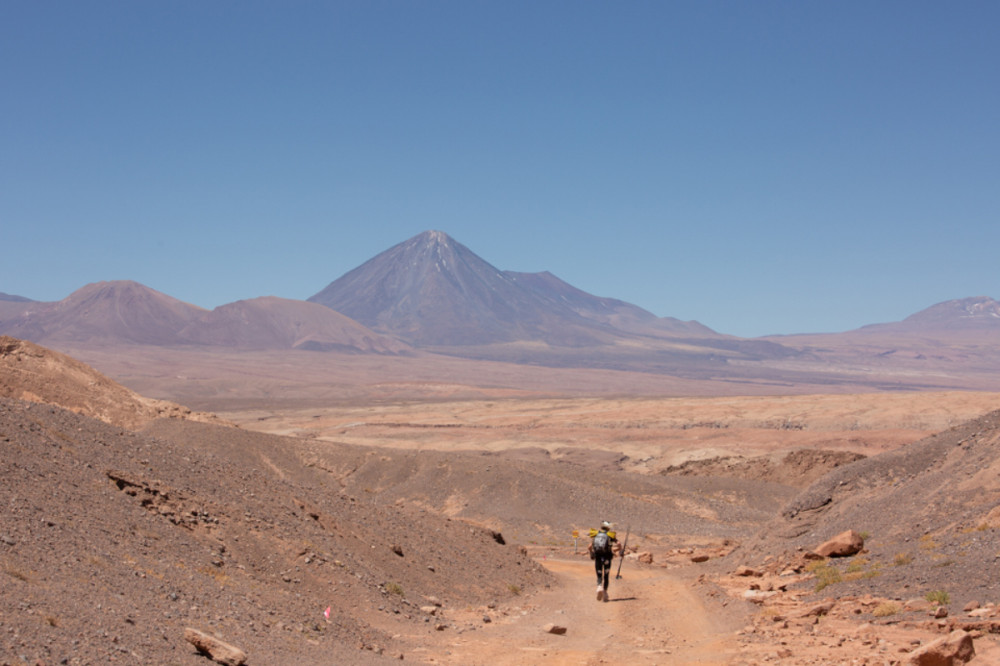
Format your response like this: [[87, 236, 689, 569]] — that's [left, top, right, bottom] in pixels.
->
[[592, 531, 611, 555]]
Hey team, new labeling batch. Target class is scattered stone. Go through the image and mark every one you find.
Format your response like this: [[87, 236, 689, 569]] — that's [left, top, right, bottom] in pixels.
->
[[184, 628, 247, 666], [420, 606, 438, 616], [798, 601, 836, 618], [543, 623, 567, 635], [743, 590, 777, 604], [933, 606, 949, 619], [813, 530, 865, 558], [964, 601, 981, 612], [734, 566, 762, 577], [905, 629, 975, 665], [638, 551, 654, 564], [392, 544, 404, 557], [691, 554, 709, 563]]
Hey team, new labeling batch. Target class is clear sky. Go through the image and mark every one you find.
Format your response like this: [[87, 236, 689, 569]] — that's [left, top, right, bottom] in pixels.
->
[[2, 2, 997, 337]]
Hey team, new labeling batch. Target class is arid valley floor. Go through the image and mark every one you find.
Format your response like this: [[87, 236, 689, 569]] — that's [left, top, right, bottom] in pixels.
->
[[3, 337, 1000, 665]]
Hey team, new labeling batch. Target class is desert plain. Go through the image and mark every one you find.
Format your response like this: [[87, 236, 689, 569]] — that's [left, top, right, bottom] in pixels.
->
[[4, 337, 1000, 665]]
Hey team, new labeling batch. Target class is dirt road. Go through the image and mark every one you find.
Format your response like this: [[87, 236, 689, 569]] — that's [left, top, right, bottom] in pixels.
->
[[408, 556, 744, 665]]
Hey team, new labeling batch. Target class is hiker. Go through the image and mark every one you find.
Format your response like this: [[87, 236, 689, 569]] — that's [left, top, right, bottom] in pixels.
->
[[589, 521, 617, 602]]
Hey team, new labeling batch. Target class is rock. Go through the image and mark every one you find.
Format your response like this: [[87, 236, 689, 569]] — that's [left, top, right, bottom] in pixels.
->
[[637, 552, 653, 564], [968, 608, 995, 618], [743, 590, 777, 604], [734, 566, 762, 577], [964, 601, 981, 612], [420, 606, 438, 616], [691, 554, 709, 563], [814, 530, 864, 558], [933, 606, 949, 619], [982, 506, 1000, 529], [543, 623, 567, 635], [184, 628, 247, 666], [905, 629, 975, 665], [798, 601, 836, 618]]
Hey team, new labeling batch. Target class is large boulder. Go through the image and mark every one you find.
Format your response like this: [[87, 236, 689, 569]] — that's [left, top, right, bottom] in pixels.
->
[[813, 529, 865, 558], [906, 629, 975, 665], [184, 628, 247, 666]]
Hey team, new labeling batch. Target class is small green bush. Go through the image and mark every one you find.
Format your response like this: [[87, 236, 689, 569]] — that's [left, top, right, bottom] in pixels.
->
[[925, 590, 950, 605], [809, 561, 842, 592], [385, 582, 404, 597]]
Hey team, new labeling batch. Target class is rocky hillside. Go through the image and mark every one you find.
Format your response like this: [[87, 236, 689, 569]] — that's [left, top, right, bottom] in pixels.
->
[[0, 398, 553, 665], [737, 406, 1000, 611], [0, 336, 218, 430]]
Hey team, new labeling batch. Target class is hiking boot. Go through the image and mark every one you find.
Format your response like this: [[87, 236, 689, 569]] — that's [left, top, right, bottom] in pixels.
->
[[596, 586, 604, 601]]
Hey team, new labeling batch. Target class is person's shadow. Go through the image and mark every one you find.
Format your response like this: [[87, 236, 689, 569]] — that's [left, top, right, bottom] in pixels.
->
[[606, 596, 637, 602]]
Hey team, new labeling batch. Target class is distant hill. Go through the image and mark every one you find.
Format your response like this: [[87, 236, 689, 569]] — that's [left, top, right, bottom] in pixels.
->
[[0, 282, 408, 354], [2, 233, 998, 391], [308, 230, 716, 347], [179, 296, 411, 353], [0, 292, 33, 302], [856, 296, 1000, 338], [0, 280, 205, 345]]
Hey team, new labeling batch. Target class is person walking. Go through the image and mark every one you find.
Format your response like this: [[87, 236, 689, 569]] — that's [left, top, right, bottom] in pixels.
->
[[589, 521, 617, 602]]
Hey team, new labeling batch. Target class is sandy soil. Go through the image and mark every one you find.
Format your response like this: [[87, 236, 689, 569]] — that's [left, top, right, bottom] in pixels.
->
[[408, 555, 744, 666], [224, 391, 1000, 473]]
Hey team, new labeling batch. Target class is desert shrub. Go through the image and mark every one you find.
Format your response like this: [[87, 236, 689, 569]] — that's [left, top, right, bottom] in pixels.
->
[[385, 582, 404, 597], [808, 561, 842, 592], [925, 590, 950, 605], [858, 531, 871, 541], [894, 552, 914, 566], [507, 583, 521, 596], [845, 557, 869, 574], [872, 602, 901, 617], [919, 535, 938, 551]]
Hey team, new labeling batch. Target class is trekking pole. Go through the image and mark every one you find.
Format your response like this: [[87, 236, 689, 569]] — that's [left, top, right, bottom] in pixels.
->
[[615, 525, 630, 579]]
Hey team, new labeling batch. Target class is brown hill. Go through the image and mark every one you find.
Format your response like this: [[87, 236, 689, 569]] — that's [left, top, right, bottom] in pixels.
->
[[0, 280, 205, 346], [0, 284, 410, 356], [178, 296, 411, 353], [0, 336, 217, 430], [857, 295, 1000, 339], [737, 407, 1000, 611], [0, 397, 554, 665]]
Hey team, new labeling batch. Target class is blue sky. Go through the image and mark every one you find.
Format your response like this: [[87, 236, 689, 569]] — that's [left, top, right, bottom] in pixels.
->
[[2, 2, 997, 337]]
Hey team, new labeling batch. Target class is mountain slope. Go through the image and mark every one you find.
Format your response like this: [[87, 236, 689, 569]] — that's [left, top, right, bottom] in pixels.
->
[[178, 296, 411, 353], [0, 280, 205, 345], [857, 295, 1000, 338], [737, 407, 1000, 611], [505, 270, 716, 337], [308, 230, 638, 346], [0, 283, 409, 355], [0, 335, 217, 429]]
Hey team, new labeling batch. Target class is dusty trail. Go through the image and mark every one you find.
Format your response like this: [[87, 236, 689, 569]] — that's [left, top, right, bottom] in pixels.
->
[[411, 557, 743, 665]]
